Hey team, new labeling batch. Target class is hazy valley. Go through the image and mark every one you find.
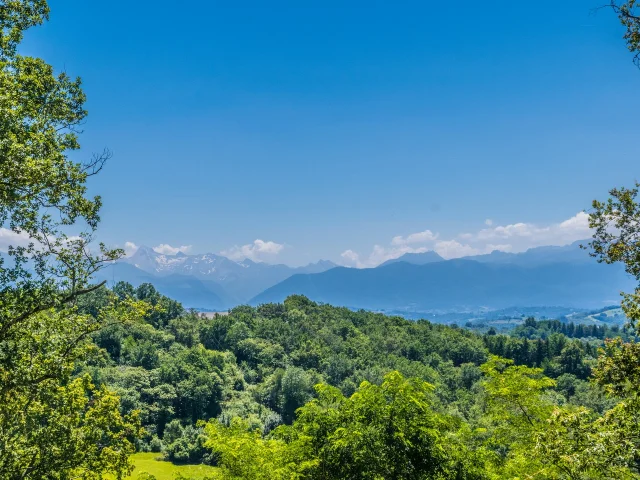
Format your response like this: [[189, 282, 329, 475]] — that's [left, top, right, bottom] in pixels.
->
[[98, 241, 634, 320]]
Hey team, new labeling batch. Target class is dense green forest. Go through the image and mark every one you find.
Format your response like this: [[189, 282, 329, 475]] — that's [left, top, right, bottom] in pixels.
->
[[3, 1, 640, 479], [69, 285, 632, 478]]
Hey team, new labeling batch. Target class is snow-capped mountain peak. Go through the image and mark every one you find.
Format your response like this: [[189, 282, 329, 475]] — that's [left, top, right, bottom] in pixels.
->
[[121, 247, 337, 304]]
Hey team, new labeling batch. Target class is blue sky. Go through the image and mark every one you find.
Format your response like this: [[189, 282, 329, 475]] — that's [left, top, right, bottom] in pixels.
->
[[19, 1, 640, 266]]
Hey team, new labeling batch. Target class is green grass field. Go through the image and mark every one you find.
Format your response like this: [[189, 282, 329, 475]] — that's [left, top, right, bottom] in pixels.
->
[[105, 453, 219, 479]]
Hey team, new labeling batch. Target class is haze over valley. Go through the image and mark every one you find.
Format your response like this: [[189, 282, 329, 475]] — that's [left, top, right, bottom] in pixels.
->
[[97, 240, 633, 317]]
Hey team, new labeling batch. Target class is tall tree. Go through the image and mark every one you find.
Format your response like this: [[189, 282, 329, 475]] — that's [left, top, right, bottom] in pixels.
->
[[0, 1, 142, 478], [0, 0, 120, 333], [588, 183, 640, 328]]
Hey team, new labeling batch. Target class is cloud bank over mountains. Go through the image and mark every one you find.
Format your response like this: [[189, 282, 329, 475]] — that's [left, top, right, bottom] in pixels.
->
[[123, 242, 193, 257], [220, 239, 285, 262], [152, 244, 193, 255], [0, 211, 613, 312], [0, 212, 588, 269], [340, 212, 591, 268], [122, 239, 285, 263]]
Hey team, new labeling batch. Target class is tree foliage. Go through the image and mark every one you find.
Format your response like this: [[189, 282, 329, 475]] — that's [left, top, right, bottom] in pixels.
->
[[206, 371, 486, 480], [0, 0, 120, 334], [0, 299, 149, 479], [608, 1, 640, 65], [0, 1, 143, 478]]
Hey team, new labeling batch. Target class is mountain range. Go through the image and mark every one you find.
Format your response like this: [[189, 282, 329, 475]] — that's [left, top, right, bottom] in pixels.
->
[[95, 246, 337, 309], [378, 250, 445, 267], [94, 241, 635, 313], [251, 241, 635, 311]]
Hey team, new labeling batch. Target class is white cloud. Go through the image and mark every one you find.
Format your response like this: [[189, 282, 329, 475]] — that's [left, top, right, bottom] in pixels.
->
[[335, 227, 439, 268], [433, 240, 479, 259], [221, 239, 285, 262], [486, 243, 513, 253], [470, 212, 590, 249], [375, 244, 430, 265], [485, 219, 493, 226], [124, 241, 139, 257], [340, 249, 362, 268], [391, 229, 438, 246], [0, 228, 32, 252], [339, 244, 431, 268], [153, 243, 192, 255], [559, 211, 590, 231], [0, 229, 109, 255]]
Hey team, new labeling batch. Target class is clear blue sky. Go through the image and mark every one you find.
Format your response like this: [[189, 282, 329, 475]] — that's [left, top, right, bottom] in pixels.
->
[[22, 1, 640, 266]]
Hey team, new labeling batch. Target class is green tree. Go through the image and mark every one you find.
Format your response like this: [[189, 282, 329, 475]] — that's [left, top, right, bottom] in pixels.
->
[[204, 417, 293, 480], [0, 301, 148, 479], [588, 182, 640, 328], [535, 405, 638, 479], [206, 371, 486, 480], [0, 0, 120, 332], [479, 356, 556, 476], [526, 339, 640, 478], [481, 356, 555, 434], [558, 342, 589, 378], [607, 1, 640, 65]]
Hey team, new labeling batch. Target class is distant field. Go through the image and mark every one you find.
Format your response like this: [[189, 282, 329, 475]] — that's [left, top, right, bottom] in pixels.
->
[[105, 453, 218, 479], [198, 311, 229, 319]]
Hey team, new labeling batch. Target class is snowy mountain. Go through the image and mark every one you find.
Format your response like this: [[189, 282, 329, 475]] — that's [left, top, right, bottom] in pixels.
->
[[111, 246, 337, 307], [124, 246, 249, 279]]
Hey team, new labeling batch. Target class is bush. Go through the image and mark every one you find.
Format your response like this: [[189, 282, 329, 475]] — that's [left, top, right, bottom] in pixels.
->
[[163, 421, 210, 464], [150, 435, 164, 453]]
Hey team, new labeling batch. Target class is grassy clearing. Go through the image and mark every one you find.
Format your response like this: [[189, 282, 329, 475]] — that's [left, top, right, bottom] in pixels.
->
[[105, 453, 218, 479]]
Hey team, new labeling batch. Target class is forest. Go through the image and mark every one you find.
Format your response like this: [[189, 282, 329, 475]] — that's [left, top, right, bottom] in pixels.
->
[[66, 284, 633, 479], [2, 1, 640, 479]]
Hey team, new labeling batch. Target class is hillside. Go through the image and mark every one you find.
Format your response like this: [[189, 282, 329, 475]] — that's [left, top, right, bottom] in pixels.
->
[[378, 250, 445, 267], [464, 240, 593, 266]]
